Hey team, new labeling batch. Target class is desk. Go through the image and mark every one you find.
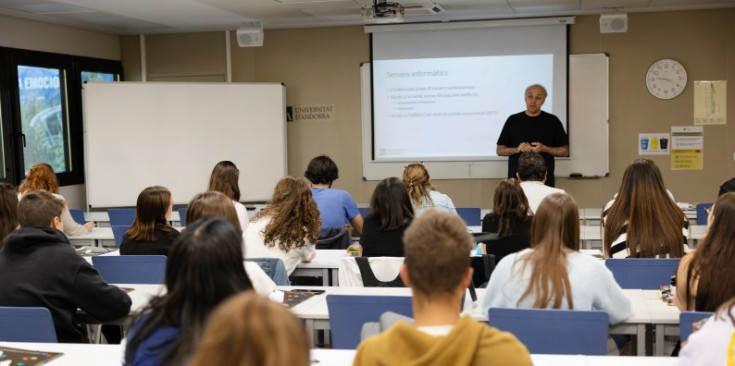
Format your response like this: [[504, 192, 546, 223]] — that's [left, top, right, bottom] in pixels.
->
[[0, 342, 121, 366], [643, 290, 680, 356], [69, 227, 115, 247], [291, 250, 346, 286], [84, 211, 181, 225]]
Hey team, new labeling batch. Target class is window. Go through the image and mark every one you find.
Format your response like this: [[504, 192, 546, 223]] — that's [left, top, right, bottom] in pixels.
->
[[0, 47, 122, 186]]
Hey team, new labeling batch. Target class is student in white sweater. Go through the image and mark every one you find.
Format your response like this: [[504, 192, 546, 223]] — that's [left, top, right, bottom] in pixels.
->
[[677, 297, 735, 366], [482, 193, 632, 325]]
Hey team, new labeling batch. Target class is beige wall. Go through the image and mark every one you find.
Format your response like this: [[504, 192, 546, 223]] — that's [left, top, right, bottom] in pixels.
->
[[124, 9, 734, 208]]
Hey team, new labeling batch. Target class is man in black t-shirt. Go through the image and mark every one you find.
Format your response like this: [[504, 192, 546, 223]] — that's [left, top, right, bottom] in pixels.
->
[[496, 84, 568, 187]]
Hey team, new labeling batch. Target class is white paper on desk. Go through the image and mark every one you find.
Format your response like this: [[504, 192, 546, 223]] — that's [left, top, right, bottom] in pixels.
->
[[269, 290, 285, 303]]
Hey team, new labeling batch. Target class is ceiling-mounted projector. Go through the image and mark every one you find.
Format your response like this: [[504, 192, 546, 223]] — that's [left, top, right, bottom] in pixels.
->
[[362, 0, 404, 23]]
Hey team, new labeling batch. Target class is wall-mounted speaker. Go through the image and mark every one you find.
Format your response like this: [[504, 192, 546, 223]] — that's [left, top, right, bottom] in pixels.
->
[[237, 21, 264, 47], [599, 14, 627, 33]]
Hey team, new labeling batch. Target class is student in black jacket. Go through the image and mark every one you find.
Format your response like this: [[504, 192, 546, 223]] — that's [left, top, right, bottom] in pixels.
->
[[0, 191, 132, 343], [360, 177, 414, 257], [120, 186, 179, 256], [481, 179, 532, 264]]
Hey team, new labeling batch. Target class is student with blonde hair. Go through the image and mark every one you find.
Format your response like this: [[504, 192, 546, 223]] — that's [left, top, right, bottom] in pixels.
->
[[120, 186, 179, 256], [243, 176, 319, 274], [402, 163, 457, 217], [483, 193, 631, 324], [189, 292, 309, 366], [207, 160, 249, 231], [19, 162, 93, 236]]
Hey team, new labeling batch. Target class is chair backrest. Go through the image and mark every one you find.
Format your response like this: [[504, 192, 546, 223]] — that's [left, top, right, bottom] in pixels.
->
[[679, 311, 714, 343], [111, 225, 129, 248], [338, 257, 405, 287], [92, 255, 167, 284], [358, 207, 372, 219], [488, 307, 609, 355], [604, 258, 680, 289], [327, 295, 413, 349], [178, 207, 187, 226], [695, 203, 713, 225], [244, 258, 290, 286], [107, 208, 136, 227], [0, 307, 58, 342], [317, 227, 352, 250], [471, 254, 496, 288], [69, 208, 86, 225], [456, 207, 481, 226]]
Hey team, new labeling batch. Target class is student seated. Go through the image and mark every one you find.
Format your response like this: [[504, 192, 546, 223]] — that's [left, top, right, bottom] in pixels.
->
[[602, 158, 688, 259], [19, 162, 93, 236], [243, 176, 318, 275], [120, 186, 179, 256], [354, 211, 532, 366], [208, 160, 249, 231], [514, 152, 564, 214], [0, 191, 131, 343], [0, 182, 19, 246], [402, 163, 457, 217], [124, 218, 254, 365], [677, 296, 735, 366], [676, 192, 735, 312], [483, 193, 632, 325], [360, 177, 414, 257], [305, 155, 363, 235], [189, 292, 309, 366], [481, 179, 532, 264]]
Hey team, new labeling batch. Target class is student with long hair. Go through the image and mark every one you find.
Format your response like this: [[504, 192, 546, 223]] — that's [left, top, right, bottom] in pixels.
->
[[189, 292, 310, 366], [0, 183, 19, 247], [120, 186, 179, 256], [19, 162, 93, 236], [602, 158, 688, 258], [676, 192, 735, 312], [481, 179, 532, 264], [207, 161, 249, 231], [359, 177, 414, 257], [677, 296, 735, 366], [124, 218, 253, 366], [243, 176, 319, 275], [305, 155, 363, 235], [402, 163, 457, 217], [483, 193, 631, 324], [185, 191, 276, 295]]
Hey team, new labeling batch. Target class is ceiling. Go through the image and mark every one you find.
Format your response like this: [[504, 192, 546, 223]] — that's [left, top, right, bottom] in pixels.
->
[[0, 0, 733, 35]]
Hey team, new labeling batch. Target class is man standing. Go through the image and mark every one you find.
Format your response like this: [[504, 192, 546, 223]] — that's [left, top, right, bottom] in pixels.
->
[[496, 84, 568, 187]]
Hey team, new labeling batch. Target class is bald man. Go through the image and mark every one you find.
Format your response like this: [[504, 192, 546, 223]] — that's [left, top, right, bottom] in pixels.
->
[[496, 84, 568, 187]]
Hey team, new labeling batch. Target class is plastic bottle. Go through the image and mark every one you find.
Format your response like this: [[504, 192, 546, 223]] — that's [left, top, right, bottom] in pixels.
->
[[346, 242, 363, 257]]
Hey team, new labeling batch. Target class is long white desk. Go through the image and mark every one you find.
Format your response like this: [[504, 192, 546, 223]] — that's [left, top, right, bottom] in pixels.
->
[[0, 342, 121, 366]]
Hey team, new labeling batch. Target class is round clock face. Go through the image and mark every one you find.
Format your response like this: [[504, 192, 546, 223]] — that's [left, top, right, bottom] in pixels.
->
[[646, 59, 687, 100]]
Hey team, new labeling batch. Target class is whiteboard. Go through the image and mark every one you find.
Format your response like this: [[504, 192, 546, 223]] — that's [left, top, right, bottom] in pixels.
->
[[83, 82, 286, 208], [361, 54, 609, 179]]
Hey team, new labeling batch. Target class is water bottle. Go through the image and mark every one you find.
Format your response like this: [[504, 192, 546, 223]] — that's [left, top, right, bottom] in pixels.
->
[[346, 242, 363, 257]]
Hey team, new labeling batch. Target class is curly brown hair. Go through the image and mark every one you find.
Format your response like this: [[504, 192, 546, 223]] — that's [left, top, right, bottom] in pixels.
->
[[256, 176, 320, 252], [19, 162, 59, 194]]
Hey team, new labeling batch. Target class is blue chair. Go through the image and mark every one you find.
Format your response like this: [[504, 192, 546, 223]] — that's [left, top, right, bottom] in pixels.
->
[[358, 207, 372, 219], [108, 208, 136, 227], [0, 307, 57, 342], [69, 208, 86, 225], [604, 258, 680, 289], [92, 255, 167, 284], [696, 203, 713, 225], [327, 295, 413, 349], [488, 308, 609, 355], [679, 311, 713, 343], [456, 207, 481, 226], [178, 207, 188, 226], [245, 258, 290, 286], [111, 225, 129, 248]]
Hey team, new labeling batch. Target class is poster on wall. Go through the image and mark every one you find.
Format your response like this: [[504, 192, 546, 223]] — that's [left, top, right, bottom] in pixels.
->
[[638, 133, 670, 155], [670, 126, 703, 170], [694, 80, 726, 125]]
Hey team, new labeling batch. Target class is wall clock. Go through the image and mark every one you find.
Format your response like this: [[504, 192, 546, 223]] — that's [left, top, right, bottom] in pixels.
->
[[646, 59, 687, 100]]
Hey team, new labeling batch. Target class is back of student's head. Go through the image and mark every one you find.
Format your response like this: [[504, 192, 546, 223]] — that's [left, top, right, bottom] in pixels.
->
[[19, 162, 58, 194], [17, 191, 65, 228], [402, 163, 435, 206], [604, 158, 685, 258], [492, 178, 530, 237], [186, 191, 241, 234], [719, 177, 735, 197], [0, 183, 19, 245], [259, 176, 320, 252], [208, 160, 241, 201], [304, 155, 338, 185], [125, 218, 252, 366], [518, 193, 578, 309], [370, 177, 414, 231], [189, 292, 310, 366], [516, 152, 546, 181], [687, 192, 735, 311], [402, 210, 473, 300], [127, 186, 173, 241]]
